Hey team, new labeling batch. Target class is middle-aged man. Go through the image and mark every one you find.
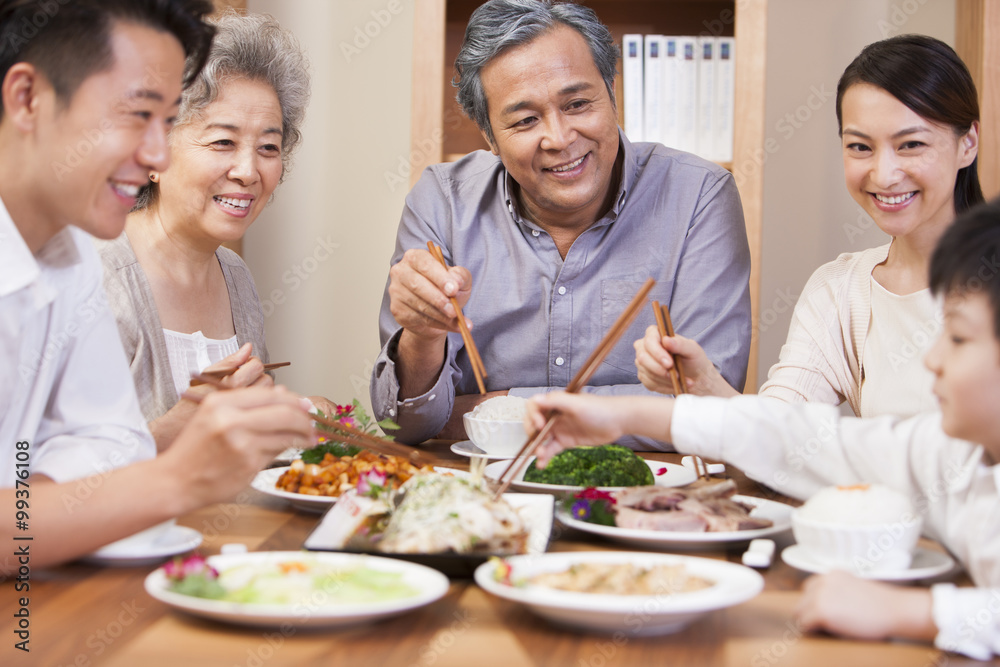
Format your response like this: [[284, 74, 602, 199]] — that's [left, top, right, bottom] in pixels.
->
[[372, 0, 751, 446], [0, 0, 315, 574]]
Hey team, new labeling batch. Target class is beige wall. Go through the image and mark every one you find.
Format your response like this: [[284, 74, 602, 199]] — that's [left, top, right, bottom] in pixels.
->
[[242, 0, 956, 408], [244, 0, 414, 411], [757, 0, 955, 384]]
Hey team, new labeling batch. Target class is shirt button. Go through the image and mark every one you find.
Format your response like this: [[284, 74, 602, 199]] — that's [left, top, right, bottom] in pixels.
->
[[557, 286, 567, 295], [555, 357, 565, 366], [429, 394, 436, 401], [388, 409, 396, 417], [531, 230, 540, 237]]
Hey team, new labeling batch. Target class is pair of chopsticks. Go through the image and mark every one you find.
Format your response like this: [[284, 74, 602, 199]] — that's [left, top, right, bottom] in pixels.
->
[[427, 241, 487, 394], [651, 301, 687, 395], [181, 373, 426, 464], [189, 361, 291, 387], [492, 278, 657, 500]]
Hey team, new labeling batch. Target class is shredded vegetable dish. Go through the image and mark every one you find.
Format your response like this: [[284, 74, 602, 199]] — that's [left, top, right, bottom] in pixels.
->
[[528, 563, 714, 596]]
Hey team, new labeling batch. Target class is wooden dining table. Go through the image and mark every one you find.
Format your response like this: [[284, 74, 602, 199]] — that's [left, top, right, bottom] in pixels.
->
[[3, 445, 994, 667]]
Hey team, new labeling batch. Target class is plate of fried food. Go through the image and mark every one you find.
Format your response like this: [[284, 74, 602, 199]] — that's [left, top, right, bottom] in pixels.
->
[[251, 443, 435, 512], [475, 551, 763, 635], [555, 480, 792, 548]]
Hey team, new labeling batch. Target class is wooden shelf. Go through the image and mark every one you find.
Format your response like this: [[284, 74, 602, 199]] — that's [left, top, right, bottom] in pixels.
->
[[411, 0, 767, 390]]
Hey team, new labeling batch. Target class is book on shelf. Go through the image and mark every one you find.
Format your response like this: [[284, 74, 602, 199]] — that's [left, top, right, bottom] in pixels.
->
[[622, 34, 644, 142], [622, 34, 734, 164]]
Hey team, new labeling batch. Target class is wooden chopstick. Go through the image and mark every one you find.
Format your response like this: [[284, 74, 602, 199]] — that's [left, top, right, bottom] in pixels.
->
[[492, 278, 656, 499], [651, 301, 685, 395], [426, 241, 487, 394], [190, 361, 291, 386], [182, 373, 426, 464]]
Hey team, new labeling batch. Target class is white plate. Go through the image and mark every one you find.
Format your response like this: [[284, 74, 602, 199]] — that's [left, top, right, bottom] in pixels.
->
[[252, 466, 467, 513], [483, 457, 697, 494], [251, 467, 334, 512], [83, 526, 202, 567], [450, 440, 506, 459], [475, 551, 763, 636], [145, 551, 450, 628], [781, 545, 956, 581], [556, 495, 793, 549]]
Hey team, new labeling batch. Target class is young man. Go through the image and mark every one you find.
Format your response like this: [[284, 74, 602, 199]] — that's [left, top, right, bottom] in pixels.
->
[[526, 198, 1000, 659], [0, 0, 315, 573], [371, 0, 750, 446]]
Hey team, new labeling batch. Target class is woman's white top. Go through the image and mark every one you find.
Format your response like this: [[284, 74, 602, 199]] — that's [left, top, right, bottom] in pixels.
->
[[162, 329, 239, 399], [859, 278, 940, 418]]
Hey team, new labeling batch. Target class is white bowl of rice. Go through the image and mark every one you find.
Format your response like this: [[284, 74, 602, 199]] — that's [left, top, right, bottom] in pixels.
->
[[791, 484, 922, 574], [463, 396, 529, 458]]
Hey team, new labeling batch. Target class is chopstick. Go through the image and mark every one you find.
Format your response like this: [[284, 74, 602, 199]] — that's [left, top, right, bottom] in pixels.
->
[[426, 241, 487, 394], [492, 278, 656, 499], [190, 361, 291, 386], [182, 373, 427, 464], [651, 301, 686, 395]]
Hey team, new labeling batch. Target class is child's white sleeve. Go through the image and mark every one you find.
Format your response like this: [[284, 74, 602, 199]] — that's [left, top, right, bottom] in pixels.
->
[[932, 583, 1000, 659]]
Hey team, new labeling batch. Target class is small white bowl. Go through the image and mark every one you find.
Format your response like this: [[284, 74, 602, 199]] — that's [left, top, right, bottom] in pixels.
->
[[791, 510, 922, 574], [463, 412, 529, 458]]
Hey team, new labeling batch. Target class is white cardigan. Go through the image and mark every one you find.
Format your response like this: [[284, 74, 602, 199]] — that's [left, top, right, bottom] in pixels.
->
[[759, 243, 936, 417]]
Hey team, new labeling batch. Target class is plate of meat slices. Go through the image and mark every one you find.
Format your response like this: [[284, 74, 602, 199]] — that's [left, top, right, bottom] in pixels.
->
[[556, 480, 793, 549]]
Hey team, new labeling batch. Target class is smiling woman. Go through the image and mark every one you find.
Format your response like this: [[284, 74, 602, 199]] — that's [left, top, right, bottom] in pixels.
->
[[94, 11, 327, 451]]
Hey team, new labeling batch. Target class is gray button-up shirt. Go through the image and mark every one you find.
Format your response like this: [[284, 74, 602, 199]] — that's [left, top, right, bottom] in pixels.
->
[[372, 131, 751, 447]]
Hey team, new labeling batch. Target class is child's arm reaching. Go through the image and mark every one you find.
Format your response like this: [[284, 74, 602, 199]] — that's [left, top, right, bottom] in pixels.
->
[[525, 393, 676, 466], [795, 571, 936, 641]]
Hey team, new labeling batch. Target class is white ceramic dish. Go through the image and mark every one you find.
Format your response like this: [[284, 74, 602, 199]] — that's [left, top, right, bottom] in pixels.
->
[[252, 466, 463, 513], [781, 545, 956, 581], [475, 551, 763, 636], [83, 525, 202, 567], [463, 412, 529, 458], [556, 495, 793, 549], [483, 458, 697, 494], [304, 492, 554, 577], [450, 440, 505, 459], [145, 551, 450, 628]]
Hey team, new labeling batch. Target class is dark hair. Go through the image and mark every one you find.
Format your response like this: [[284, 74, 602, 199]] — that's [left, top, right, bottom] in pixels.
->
[[836, 34, 984, 215], [930, 198, 1000, 338], [454, 0, 618, 145], [0, 0, 215, 117]]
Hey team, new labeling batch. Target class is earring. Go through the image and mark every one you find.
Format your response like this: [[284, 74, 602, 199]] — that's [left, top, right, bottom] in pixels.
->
[[149, 172, 159, 183]]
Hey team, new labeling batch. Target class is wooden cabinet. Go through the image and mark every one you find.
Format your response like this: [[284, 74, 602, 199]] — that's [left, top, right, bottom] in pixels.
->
[[410, 0, 767, 390]]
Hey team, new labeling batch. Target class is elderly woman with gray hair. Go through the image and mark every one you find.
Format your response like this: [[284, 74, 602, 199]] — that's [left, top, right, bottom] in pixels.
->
[[98, 11, 325, 450]]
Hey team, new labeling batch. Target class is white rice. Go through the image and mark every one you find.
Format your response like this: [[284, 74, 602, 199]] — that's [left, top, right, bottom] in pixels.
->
[[470, 395, 527, 421], [797, 484, 915, 526]]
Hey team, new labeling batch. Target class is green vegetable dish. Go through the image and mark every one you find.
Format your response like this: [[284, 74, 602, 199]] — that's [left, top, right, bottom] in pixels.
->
[[522, 444, 654, 487]]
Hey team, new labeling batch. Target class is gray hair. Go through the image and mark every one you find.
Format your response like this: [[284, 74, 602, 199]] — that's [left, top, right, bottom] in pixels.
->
[[453, 0, 618, 145], [136, 10, 310, 209]]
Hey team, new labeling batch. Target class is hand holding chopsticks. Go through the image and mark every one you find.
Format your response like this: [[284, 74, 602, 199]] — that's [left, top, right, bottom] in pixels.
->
[[492, 278, 656, 499], [426, 241, 487, 394], [651, 301, 686, 395], [190, 361, 291, 386], [182, 373, 427, 464]]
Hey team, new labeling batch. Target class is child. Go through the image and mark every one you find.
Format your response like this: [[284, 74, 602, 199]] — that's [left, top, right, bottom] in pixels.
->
[[527, 198, 1000, 659]]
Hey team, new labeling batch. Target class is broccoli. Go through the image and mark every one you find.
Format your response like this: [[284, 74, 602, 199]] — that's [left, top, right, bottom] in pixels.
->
[[523, 444, 654, 487]]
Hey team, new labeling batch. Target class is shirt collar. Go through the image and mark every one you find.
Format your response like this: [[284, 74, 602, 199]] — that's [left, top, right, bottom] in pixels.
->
[[0, 194, 82, 301], [502, 127, 636, 231]]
